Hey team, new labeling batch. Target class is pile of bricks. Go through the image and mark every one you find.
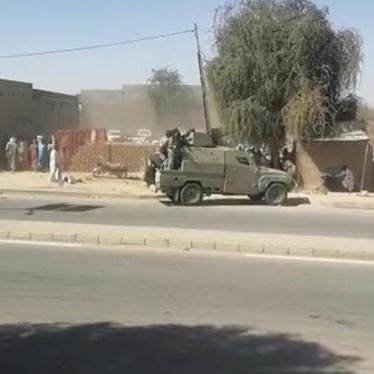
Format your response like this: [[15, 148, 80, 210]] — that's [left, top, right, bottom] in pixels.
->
[[69, 143, 156, 173]]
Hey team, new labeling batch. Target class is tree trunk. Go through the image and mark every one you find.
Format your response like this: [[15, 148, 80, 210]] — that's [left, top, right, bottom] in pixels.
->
[[270, 142, 281, 170]]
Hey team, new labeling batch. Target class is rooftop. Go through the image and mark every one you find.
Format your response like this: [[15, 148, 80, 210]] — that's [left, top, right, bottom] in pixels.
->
[[311, 120, 369, 142]]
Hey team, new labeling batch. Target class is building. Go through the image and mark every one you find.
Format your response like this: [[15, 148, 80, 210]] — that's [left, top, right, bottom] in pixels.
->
[[297, 121, 374, 192], [0, 78, 79, 141], [79, 84, 207, 139]]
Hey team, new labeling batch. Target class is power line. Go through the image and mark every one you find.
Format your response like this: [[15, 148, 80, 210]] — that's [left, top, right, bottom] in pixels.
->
[[0, 28, 195, 60]]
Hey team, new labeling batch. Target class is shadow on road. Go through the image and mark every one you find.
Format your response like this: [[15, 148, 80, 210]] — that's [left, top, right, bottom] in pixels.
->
[[26, 203, 104, 213], [0, 203, 104, 216], [0, 323, 359, 374], [161, 197, 310, 207]]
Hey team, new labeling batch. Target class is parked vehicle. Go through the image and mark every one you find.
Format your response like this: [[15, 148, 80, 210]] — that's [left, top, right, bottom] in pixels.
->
[[107, 130, 122, 143], [144, 131, 293, 206]]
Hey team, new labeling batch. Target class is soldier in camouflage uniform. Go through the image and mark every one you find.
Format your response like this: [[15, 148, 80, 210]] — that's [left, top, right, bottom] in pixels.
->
[[166, 128, 183, 170]]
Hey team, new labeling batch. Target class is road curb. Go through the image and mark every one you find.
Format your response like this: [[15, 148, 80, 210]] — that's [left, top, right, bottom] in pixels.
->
[[0, 229, 372, 262], [318, 202, 374, 211], [3, 189, 374, 211], [1, 189, 162, 201]]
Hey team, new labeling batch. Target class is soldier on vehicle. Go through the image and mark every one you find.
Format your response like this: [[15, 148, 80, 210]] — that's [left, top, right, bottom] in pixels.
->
[[166, 128, 183, 170]]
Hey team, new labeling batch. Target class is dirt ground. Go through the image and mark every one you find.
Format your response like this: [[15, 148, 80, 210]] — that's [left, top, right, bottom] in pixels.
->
[[0, 171, 155, 197]]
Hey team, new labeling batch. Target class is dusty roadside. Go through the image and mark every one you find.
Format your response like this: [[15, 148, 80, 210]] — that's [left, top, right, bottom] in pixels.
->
[[1, 171, 374, 209]]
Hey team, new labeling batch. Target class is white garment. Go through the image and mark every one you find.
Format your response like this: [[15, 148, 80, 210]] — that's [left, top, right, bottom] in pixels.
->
[[50, 149, 59, 166], [49, 149, 61, 182], [342, 169, 354, 192]]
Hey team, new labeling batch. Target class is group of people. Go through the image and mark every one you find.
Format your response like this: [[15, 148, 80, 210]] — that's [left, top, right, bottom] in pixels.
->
[[238, 144, 296, 178], [3, 137, 29, 172], [158, 128, 194, 170], [4, 136, 47, 172], [3, 136, 62, 183]]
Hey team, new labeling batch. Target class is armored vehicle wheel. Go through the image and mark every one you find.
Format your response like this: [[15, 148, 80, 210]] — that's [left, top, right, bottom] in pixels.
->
[[264, 183, 287, 206], [180, 183, 203, 206]]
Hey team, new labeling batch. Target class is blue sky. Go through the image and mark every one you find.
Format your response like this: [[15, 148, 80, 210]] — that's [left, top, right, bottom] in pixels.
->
[[0, 0, 373, 104]]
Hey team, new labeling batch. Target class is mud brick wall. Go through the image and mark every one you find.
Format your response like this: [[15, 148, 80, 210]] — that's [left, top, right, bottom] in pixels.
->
[[70, 143, 156, 173]]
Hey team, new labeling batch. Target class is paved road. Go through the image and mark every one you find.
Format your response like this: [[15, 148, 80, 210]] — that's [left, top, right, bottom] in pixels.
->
[[0, 241, 373, 373], [1, 195, 374, 239]]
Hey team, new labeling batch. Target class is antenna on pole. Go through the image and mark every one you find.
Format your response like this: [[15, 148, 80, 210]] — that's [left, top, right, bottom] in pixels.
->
[[194, 23, 212, 135]]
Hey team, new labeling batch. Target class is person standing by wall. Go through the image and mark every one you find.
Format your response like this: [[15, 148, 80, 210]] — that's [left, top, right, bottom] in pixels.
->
[[341, 165, 355, 193], [17, 137, 26, 170], [37, 137, 48, 171], [5, 137, 18, 172], [28, 139, 38, 171], [0, 134, 9, 170], [49, 144, 62, 183]]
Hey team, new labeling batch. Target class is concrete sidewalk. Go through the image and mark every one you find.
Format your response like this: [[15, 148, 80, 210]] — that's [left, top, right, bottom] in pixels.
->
[[308, 192, 374, 210], [0, 171, 160, 199], [1, 219, 373, 261], [1, 171, 374, 210]]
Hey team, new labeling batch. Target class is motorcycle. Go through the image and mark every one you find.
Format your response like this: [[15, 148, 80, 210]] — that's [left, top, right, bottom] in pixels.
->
[[92, 157, 128, 179]]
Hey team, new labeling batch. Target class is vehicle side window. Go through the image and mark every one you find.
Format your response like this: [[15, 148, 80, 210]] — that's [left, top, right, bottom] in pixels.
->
[[236, 157, 250, 166]]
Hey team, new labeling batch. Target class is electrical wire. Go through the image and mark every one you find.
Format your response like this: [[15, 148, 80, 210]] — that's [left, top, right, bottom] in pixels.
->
[[0, 28, 195, 60]]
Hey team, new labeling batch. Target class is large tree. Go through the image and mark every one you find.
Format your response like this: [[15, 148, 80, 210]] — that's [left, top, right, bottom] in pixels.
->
[[207, 0, 362, 151], [147, 68, 196, 116]]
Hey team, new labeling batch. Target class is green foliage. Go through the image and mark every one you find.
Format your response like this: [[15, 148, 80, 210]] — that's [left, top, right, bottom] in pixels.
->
[[282, 86, 335, 139], [207, 0, 363, 143], [148, 68, 183, 89], [147, 68, 197, 116]]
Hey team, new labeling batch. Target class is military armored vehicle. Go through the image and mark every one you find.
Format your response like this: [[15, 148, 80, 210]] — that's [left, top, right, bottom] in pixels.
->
[[143, 130, 293, 206]]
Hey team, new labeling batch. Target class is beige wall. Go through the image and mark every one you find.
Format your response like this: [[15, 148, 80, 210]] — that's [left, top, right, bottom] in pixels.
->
[[79, 85, 206, 139], [0, 79, 78, 141], [298, 140, 374, 192], [32, 90, 79, 136], [0, 79, 34, 138], [121, 85, 156, 134]]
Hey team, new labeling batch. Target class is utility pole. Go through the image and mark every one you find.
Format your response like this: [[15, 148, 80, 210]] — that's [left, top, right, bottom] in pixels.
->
[[360, 142, 370, 192], [194, 23, 212, 135]]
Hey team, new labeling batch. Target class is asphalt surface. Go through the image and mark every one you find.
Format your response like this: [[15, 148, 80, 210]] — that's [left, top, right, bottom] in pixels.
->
[[1, 195, 374, 239], [0, 242, 374, 373]]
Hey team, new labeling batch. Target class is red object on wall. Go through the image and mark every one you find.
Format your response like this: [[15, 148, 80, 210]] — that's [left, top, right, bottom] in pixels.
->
[[55, 130, 74, 170], [90, 128, 107, 144], [75, 129, 91, 148], [54, 128, 107, 170]]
